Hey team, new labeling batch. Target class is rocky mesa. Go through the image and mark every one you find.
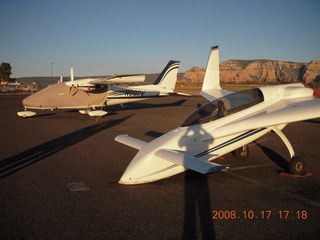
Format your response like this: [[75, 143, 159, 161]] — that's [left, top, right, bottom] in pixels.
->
[[180, 60, 320, 84]]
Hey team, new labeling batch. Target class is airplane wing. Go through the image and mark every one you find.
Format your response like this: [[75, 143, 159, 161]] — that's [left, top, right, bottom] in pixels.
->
[[90, 75, 145, 85], [155, 149, 228, 174], [213, 97, 320, 139], [115, 135, 147, 150], [115, 134, 228, 174]]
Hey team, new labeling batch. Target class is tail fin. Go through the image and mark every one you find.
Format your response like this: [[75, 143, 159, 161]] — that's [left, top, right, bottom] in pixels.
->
[[202, 46, 221, 91], [200, 46, 232, 101], [153, 60, 181, 93]]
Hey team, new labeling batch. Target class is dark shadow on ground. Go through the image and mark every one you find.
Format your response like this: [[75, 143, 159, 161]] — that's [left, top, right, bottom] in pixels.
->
[[304, 119, 320, 124], [107, 99, 187, 112], [256, 143, 289, 172], [29, 113, 57, 118], [22, 99, 186, 120], [144, 131, 163, 138], [0, 115, 133, 178], [179, 123, 215, 239], [182, 171, 215, 240]]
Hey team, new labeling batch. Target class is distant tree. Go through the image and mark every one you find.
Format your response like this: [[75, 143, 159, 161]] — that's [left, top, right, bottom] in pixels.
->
[[0, 62, 12, 82]]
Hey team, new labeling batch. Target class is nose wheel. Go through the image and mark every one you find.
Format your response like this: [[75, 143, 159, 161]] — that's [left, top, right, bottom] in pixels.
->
[[232, 145, 250, 160]]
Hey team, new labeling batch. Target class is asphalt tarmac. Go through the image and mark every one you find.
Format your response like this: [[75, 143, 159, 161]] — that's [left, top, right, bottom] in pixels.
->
[[0, 95, 319, 240]]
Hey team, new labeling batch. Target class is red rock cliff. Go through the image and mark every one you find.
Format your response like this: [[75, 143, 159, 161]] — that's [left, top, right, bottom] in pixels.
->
[[180, 60, 320, 84]]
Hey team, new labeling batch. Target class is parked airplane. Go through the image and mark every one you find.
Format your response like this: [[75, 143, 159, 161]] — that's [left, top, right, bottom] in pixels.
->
[[115, 46, 320, 185], [18, 60, 180, 117]]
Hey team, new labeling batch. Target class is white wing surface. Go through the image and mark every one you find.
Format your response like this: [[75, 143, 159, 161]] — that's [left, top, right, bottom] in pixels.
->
[[155, 149, 228, 174], [115, 135, 147, 150], [214, 98, 320, 139], [90, 75, 145, 84]]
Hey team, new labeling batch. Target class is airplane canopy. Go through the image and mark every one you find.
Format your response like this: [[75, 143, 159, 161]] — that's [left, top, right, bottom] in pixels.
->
[[181, 88, 264, 127]]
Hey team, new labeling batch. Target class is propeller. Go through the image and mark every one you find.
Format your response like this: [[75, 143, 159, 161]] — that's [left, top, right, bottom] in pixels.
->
[[71, 87, 79, 96], [70, 64, 74, 82], [59, 74, 63, 83], [67, 64, 81, 96]]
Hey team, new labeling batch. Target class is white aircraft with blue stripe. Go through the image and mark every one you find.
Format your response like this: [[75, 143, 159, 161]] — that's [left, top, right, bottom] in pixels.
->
[[115, 45, 320, 185], [18, 60, 181, 117]]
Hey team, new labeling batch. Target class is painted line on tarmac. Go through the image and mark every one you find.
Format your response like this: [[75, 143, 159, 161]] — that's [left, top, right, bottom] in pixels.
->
[[225, 171, 320, 208], [66, 182, 90, 191], [224, 163, 274, 171]]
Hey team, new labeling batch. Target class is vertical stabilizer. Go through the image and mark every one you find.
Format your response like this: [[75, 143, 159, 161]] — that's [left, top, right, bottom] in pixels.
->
[[202, 46, 221, 91], [59, 74, 63, 83], [200, 46, 233, 101], [153, 60, 181, 93]]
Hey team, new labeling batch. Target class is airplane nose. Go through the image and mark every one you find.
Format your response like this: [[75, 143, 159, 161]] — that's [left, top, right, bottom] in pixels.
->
[[22, 94, 38, 108], [118, 150, 184, 185], [118, 155, 145, 185], [22, 82, 108, 110], [22, 84, 58, 109], [118, 176, 133, 185], [118, 150, 159, 185], [22, 83, 73, 109]]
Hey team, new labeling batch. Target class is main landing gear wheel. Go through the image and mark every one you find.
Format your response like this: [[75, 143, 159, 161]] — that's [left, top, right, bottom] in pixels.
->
[[289, 157, 306, 175], [232, 145, 250, 160]]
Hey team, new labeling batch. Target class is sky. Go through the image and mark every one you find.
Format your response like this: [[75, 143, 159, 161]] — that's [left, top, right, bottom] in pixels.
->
[[1, 0, 320, 78]]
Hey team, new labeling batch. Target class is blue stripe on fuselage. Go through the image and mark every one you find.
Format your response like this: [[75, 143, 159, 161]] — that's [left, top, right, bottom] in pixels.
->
[[194, 128, 266, 158]]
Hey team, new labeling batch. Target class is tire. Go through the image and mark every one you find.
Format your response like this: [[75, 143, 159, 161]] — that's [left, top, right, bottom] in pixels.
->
[[289, 157, 306, 175], [232, 145, 250, 160]]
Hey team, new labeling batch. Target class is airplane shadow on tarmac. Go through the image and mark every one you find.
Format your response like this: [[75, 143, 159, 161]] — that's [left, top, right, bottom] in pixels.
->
[[305, 119, 320, 125], [0, 115, 133, 179], [256, 143, 289, 172], [106, 99, 187, 112], [182, 171, 215, 240], [179, 124, 216, 240], [28, 99, 186, 119]]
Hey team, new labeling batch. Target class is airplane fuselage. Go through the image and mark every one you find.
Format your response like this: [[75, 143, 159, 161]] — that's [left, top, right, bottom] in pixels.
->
[[22, 83, 168, 111], [117, 83, 315, 184], [106, 85, 166, 106]]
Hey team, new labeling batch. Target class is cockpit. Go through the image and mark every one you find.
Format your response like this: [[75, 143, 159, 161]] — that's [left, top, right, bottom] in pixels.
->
[[181, 88, 264, 127]]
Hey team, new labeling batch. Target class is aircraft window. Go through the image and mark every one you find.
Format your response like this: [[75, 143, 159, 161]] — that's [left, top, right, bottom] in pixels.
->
[[181, 88, 264, 127]]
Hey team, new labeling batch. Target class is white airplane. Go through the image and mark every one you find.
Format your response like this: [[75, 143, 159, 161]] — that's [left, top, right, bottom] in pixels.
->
[[18, 61, 180, 117], [115, 46, 320, 185]]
